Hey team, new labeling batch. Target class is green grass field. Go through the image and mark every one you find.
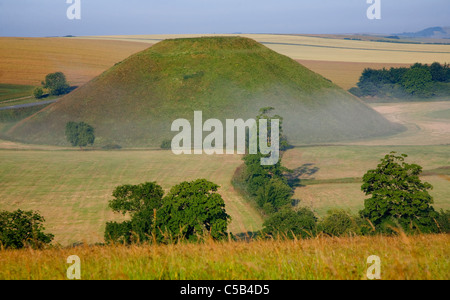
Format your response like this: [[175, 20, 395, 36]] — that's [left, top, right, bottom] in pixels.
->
[[0, 83, 35, 102], [0, 149, 262, 246]]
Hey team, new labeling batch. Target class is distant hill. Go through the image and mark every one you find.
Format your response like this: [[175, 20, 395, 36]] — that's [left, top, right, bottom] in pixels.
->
[[396, 26, 450, 40], [5, 37, 403, 147]]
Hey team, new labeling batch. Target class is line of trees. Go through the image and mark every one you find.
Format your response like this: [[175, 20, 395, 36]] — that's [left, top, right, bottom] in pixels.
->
[[350, 62, 450, 99], [104, 179, 231, 244], [239, 107, 293, 215]]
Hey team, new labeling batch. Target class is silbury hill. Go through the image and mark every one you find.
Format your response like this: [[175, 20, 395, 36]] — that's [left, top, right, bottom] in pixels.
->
[[6, 37, 403, 147]]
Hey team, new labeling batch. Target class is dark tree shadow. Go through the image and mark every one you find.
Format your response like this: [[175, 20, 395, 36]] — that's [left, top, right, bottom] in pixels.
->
[[285, 163, 319, 188], [234, 231, 260, 241]]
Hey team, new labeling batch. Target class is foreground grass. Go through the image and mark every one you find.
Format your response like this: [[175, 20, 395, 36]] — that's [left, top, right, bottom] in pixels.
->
[[0, 234, 448, 280]]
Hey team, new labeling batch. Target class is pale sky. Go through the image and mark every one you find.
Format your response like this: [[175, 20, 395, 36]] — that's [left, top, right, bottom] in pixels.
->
[[0, 0, 449, 37]]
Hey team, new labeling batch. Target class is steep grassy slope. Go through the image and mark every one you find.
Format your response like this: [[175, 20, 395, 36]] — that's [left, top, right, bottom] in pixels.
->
[[6, 37, 402, 147]]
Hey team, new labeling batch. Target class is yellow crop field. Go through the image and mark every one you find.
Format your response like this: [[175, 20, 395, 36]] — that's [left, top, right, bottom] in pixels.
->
[[0, 37, 149, 86], [77, 34, 450, 63]]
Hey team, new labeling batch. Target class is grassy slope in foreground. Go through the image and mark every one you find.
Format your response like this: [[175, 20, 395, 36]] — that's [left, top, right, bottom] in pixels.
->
[[0, 234, 448, 280], [6, 37, 402, 147]]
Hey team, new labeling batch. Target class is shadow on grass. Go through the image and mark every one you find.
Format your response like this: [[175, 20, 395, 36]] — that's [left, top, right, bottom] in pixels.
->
[[285, 163, 320, 188]]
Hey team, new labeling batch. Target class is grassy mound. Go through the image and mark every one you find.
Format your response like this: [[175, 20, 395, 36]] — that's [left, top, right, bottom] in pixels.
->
[[5, 37, 403, 147]]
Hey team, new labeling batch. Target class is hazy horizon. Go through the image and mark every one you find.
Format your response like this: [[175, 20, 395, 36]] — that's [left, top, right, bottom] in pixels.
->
[[0, 0, 449, 37]]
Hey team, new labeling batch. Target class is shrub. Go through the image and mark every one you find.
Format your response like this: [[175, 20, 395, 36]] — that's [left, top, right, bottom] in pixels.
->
[[400, 67, 433, 97], [65, 121, 95, 149], [436, 209, 450, 233], [160, 139, 172, 150], [33, 87, 44, 99], [42, 72, 70, 96], [262, 207, 317, 239], [318, 210, 361, 237], [0, 209, 54, 249]]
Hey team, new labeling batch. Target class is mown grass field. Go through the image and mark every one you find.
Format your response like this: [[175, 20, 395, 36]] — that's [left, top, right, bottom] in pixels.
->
[[0, 234, 448, 280], [0, 149, 262, 246], [283, 145, 450, 217]]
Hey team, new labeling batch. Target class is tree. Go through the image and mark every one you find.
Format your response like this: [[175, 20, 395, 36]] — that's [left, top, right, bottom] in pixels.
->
[[262, 207, 317, 239], [429, 62, 447, 82], [155, 179, 231, 242], [400, 67, 433, 97], [65, 121, 95, 149], [360, 152, 438, 234], [240, 107, 293, 214], [42, 72, 70, 96], [0, 209, 54, 249], [33, 87, 44, 99], [105, 182, 164, 244], [256, 107, 291, 151]]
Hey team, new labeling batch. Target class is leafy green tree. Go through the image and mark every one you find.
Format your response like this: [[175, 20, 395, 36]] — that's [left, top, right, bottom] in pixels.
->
[[155, 179, 231, 242], [33, 87, 44, 99], [65, 121, 95, 149], [105, 182, 164, 244], [42, 72, 70, 96], [255, 177, 292, 210], [429, 62, 447, 82], [262, 207, 317, 239], [400, 67, 433, 97], [243, 152, 292, 212], [360, 152, 438, 234], [0, 209, 54, 249]]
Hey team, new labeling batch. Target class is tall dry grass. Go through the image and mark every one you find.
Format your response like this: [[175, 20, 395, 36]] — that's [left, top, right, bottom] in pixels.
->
[[0, 234, 448, 280]]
